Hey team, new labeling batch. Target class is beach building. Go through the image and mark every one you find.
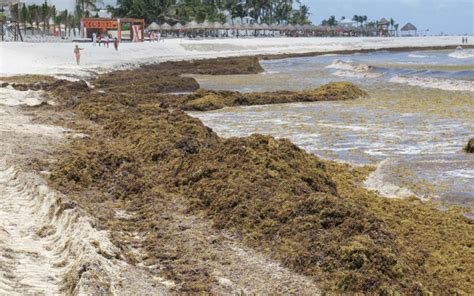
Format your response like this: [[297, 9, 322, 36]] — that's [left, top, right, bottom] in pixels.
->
[[377, 18, 390, 36], [401, 22, 417, 36], [0, 0, 22, 41], [81, 17, 145, 42]]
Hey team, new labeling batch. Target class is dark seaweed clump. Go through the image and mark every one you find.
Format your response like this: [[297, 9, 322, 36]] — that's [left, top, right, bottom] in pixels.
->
[[48, 94, 473, 294], [465, 138, 474, 153], [23, 56, 471, 294]]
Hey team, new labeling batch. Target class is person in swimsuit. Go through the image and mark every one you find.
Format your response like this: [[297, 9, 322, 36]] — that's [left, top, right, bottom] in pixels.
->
[[74, 45, 83, 65], [113, 37, 119, 51]]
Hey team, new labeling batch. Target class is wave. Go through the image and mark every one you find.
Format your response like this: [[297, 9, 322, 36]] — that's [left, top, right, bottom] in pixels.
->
[[448, 49, 474, 59], [408, 54, 429, 58], [389, 75, 474, 92], [326, 59, 382, 78], [333, 70, 383, 79], [364, 159, 415, 199]]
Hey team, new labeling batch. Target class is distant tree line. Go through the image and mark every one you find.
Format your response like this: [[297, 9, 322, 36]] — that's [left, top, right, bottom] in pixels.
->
[[13, 0, 101, 36], [320, 14, 400, 31], [107, 0, 312, 25]]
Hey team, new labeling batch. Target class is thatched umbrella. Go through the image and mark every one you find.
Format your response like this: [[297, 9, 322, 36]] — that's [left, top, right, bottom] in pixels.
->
[[233, 23, 243, 36], [185, 21, 198, 31], [160, 23, 172, 31], [184, 21, 198, 37], [260, 23, 269, 35], [286, 24, 296, 32], [222, 22, 232, 36], [172, 23, 183, 31], [172, 23, 183, 37], [210, 22, 222, 36], [147, 22, 160, 31], [401, 22, 417, 36]]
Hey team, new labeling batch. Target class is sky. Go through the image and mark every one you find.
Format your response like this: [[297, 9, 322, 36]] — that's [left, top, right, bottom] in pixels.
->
[[23, 0, 474, 35]]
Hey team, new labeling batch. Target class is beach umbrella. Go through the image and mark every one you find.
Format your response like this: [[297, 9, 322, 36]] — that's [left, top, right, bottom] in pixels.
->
[[147, 22, 160, 31], [185, 21, 199, 30], [212, 22, 222, 29], [160, 23, 172, 31], [223, 23, 232, 29], [172, 23, 184, 31], [233, 23, 243, 35]]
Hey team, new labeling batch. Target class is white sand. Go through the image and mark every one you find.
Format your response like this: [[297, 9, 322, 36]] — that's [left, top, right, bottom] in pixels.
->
[[0, 36, 469, 77]]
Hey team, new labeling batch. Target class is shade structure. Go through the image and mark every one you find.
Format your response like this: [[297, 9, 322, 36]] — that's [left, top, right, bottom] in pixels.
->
[[211, 22, 222, 29], [172, 23, 184, 31], [160, 23, 172, 31], [260, 23, 270, 30], [184, 21, 198, 30], [270, 24, 279, 30], [243, 22, 255, 30], [401, 22, 417, 31], [223, 23, 232, 29], [200, 21, 211, 29], [146, 22, 160, 31], [233, 23, 243, 30], [286, 24, 296, 31], [379, 18, 390, 25]]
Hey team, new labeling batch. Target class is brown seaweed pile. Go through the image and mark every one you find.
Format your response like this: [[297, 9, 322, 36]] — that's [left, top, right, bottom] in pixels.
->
[[47, 97, 473, 294], [13, 56, 472, 294], [183, 82, 367, 111], [465, 138, 474, 153]]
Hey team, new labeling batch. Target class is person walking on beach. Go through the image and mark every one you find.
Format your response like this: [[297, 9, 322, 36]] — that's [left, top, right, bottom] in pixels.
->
[[74, 45, 83, 65], [113, 37, 119, 51], [105, 34, 110, 48], [92, 32, 97, 46]]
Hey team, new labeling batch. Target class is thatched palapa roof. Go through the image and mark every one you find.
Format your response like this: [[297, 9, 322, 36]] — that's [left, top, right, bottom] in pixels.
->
[[146, 22, 160, 31], [401, 22, 417, 31], [379, 18, 390, 25]]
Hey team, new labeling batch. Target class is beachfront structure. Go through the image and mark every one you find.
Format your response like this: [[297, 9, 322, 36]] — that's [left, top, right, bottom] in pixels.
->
[[401, 23, 417, 36], [0, 0, 22, 41], [81, 17, 145, 42], [145, 21, 379, 38], [377, 18, 390, 36]]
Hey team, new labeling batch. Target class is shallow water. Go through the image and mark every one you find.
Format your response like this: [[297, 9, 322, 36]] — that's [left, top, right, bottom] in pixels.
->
[[190, 49, 474, 211]]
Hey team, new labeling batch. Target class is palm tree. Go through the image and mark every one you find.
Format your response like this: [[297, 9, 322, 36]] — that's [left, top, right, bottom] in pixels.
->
[[77, 0, 102, 15], [40, 0, 50, 33], [21, 4, 29, 34]]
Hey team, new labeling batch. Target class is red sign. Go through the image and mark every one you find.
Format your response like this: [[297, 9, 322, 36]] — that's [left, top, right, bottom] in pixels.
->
[[83, 20, 118, 29]]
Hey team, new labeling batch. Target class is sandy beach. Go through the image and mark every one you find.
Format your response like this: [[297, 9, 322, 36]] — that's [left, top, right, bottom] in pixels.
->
[[1, 36, 472, 77]]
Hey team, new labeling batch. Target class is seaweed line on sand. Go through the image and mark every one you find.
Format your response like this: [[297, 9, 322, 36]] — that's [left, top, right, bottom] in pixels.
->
[[6, 56, 473, 294]]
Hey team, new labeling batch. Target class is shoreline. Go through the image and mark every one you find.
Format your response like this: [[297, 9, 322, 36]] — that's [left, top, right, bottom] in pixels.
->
[[1, 36, 473, 77]]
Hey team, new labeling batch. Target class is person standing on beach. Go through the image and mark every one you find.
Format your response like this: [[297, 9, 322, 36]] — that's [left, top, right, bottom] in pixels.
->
[[113, 37, 119, 51], [74, 45, 83, 65], [92, 32, 97, 46]]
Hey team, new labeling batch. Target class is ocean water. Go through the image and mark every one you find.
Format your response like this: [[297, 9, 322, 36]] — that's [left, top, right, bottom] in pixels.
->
[[189, 49, 474, 212]]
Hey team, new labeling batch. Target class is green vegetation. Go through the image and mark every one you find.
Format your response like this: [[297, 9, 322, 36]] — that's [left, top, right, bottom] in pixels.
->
[[108, 0, 311, 25]]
